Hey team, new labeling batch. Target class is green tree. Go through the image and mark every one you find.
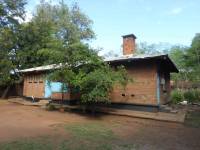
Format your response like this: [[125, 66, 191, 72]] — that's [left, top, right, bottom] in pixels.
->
[[169, 46, 188, 82], [0, 0, 26, 87], [169, 34, 200, 85], [185, 33, 200, 82], [136, 42, 171, 55], [0, 0, 26, 27], [35, 1, 130, 108], [169, 46, 186, 69], [16, 1, 95, 69], [0, 0, 130, 105], [16, 19, 60, 69]]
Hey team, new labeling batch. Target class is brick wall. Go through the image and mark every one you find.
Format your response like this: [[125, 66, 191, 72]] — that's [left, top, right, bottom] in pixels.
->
[[123, 36, 136, 55], [23, 73, 80, 100], [23, 73, 45, 98], [22, 60, 171, 105], [51, 92, 80, 100], [110, 61, 158, 105], [51, 92, 70, 100]]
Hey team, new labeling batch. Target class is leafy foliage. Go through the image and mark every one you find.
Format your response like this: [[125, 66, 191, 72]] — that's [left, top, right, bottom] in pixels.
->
[[32, 1, 130, 105], [46, 103, 56, 111], [184, 90, 194, 103], [184, 33, 200, 82], [0, 0, 26, 86], [170, 89, 200, 104], [0, 58, 14, 86], [16, 19, 59, 68], [136, 42, 171, 55], [76, 65, 129, 104], [184, 89, 200, 103], [169, 46, 188, 82], [47, 43, 129, 104], [169, 34, 200, 83], [170, 89, 184, 104], [136, 37, 200, 84], [0, 0, 26, 28]]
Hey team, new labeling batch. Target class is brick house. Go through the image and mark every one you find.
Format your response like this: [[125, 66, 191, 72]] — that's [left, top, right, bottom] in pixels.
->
[[20, 34, 178, 107]]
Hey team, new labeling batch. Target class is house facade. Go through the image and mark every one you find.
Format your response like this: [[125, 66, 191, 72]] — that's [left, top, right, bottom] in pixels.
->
[[20, 34, 178, 106], [22, 69, 80, 101]]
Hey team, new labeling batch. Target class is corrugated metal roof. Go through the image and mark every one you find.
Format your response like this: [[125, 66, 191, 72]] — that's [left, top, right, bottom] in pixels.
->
[[104, 54, 167, 62], [19, 54, 178, 73], [105, 54, 178, 72], [19, 64, 62, 73]]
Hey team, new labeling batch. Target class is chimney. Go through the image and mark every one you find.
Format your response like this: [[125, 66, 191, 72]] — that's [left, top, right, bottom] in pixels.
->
[[122, 34, 137, 55]]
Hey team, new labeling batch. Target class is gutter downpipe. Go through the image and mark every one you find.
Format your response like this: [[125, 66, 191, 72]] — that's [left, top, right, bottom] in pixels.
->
[[156, 70, 160, 107]]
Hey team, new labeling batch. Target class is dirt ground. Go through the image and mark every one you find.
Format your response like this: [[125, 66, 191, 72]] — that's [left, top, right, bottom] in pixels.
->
[[0, 100, 200, 150]]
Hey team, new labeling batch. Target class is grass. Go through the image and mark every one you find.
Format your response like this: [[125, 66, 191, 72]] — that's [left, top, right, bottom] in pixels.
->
[[66, 122, 139, 150], [185, 111, 200, 128], [65, 122, 115, 141], [0, 122, 138, 150], [0, 138, 53, 150], [63, 122, 116, 150]]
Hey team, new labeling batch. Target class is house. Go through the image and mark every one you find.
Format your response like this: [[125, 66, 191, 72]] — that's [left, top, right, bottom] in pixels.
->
[[20, 64, 80, 102], [20, 34, 178, 107]]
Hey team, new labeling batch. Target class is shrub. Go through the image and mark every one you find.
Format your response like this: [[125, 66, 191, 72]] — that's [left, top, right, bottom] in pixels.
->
[[46, 104, 56, 111], [170, 89, 184, 104], [184, 89, 200, 103], [193, 89, 200, 102], [184, 90, 194, 103]]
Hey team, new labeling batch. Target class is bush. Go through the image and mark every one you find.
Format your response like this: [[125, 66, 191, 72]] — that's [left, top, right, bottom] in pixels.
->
[[193, 89, 200, 102], [184, 89, 200, 103], [171, 89, 200, 104], [170, 89, 184, 104], [184, 90, 195, 103], [46, 104, 56, 111]]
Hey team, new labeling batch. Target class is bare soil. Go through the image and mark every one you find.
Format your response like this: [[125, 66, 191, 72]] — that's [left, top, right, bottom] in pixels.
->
[[0, 100, 200, 150]]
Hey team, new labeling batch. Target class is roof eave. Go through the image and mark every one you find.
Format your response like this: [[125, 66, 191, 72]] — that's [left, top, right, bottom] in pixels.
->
[[165, 55, 179, 73]]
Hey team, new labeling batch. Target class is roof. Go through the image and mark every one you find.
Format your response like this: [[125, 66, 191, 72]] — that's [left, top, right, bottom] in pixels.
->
[[19, 64, 62, 73], [105, 54, 179, 73], [19, 54, 179, 73], [122, 34, 137, 39], [105, 54, 167, 62]]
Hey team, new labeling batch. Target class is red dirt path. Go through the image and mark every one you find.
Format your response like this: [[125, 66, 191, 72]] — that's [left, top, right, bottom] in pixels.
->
[[0, 101, 200, 150]]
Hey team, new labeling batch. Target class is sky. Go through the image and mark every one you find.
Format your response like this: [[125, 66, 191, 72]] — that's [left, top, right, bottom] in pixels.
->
[[26, 0, 200, 55]]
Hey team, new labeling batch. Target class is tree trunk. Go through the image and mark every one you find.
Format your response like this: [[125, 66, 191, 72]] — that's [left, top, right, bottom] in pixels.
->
[[91, 104, 96, 116], [1, 86, 11, 99], [82, 105, 86, 113]]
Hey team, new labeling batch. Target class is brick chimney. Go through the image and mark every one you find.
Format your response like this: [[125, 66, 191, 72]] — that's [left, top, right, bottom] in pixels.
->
[[122, 34, 137, 55]]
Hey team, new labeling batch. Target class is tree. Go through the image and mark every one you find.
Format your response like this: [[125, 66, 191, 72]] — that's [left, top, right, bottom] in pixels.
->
[[169, 34, 200, 84], [15, 1, 95, 69], [0, 0, 26, 87], [169, 46, 189, 85], [136, 42, 171, 55], [47, 42, 129, 107], [185, 33, 200, 82], [34, 1, 130, 109], [16, 19, 60, 69], [0, 0, 130, 105], [0, 0, 26, 28]]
